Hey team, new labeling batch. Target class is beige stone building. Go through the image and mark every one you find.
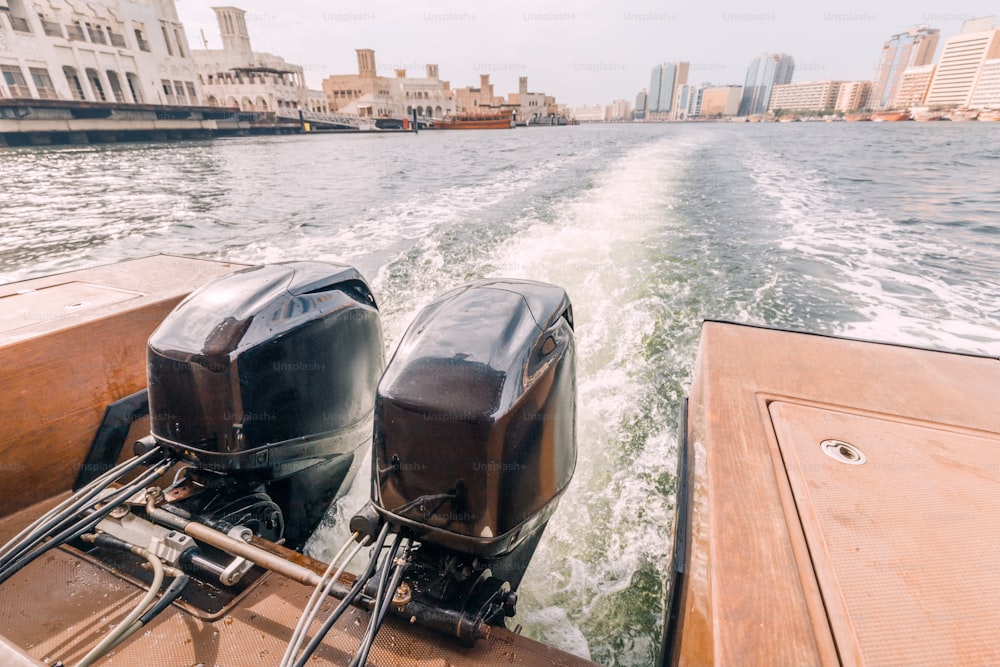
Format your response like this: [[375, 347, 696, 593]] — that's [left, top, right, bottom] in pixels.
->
[[507, 77, 548, 124], [322, 49, 394, 118], [768, 80, 843, 113], [192, 7, 327, 113], [835, 81, 872, 112], [453, 74, 505, 113]]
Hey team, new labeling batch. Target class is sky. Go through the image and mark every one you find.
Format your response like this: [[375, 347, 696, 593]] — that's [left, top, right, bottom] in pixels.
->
[[176, 1, 1000, 107]]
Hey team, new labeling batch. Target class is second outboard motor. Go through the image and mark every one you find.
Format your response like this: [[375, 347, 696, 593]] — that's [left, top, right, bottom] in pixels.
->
[[357, 278, 575, 641], [146, 262, 384, 547]]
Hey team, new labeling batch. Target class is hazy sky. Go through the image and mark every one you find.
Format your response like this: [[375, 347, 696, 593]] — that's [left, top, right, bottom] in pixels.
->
[[176, 1, 998, 107]]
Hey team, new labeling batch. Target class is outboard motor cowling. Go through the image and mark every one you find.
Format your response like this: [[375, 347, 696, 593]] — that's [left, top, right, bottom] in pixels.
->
[[147, 262, 383, 478], [371, 278, 575, 595], [146, 262, 384, 547]]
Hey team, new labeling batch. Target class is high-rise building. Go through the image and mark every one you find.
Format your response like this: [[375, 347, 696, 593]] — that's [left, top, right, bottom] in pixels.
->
[[835, 81, 872, 112], [925, 17, 1000, 108], [647, 62, 689, 119], [674, 85, 702, 119], [738, 53, 794, 116], [969, 59, 1000, 108], [634, 89, 647, 119], [700, 86, 742, 116], [869, 26, 939, 110], [893, 65, 936, 108], [768, 80, 842, 113], [606, 99, 633, 121]]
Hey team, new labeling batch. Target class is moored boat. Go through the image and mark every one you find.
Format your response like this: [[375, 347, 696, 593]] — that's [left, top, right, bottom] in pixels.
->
[[434, 109, 514, 129], [977, 109, 1000, 121], [844, 112, 871, 122], [946, 109, 979, 122], [871, 110, 912, 121]]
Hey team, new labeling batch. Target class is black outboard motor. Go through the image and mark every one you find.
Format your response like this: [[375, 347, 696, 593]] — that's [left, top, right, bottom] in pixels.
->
[[146, 262, 384, 547], [358, 278, 576, 641]]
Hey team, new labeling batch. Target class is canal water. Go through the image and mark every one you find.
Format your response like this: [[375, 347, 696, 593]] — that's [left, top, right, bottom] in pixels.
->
[[2, 123, 999, 665]]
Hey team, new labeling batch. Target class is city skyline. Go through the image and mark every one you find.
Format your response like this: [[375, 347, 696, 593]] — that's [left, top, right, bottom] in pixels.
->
[[176, 1, 1000, 107]]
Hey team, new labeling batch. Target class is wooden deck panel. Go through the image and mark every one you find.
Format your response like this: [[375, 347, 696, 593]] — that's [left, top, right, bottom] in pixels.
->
[[677, 322, 1000, 665], [0, 256, 243, 516]]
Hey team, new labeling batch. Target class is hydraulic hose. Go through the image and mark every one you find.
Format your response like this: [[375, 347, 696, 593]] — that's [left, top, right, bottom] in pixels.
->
[[281, 533, 366, 667], [291, 523, 391, 667], [0, 447, 165, 573], [108, 572, 190, 651], [0, 459, 174, 586], [349, 536, 409, 667], [74, 546, 164, 667]]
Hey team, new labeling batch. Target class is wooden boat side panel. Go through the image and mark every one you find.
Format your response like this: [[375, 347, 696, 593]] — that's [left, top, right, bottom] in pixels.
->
[[0, 256, 241, 517], [678, 322, 1000, 665]]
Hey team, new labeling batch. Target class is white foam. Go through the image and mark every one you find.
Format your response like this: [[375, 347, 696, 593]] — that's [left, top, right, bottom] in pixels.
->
[[746, 146, 1000, 356]]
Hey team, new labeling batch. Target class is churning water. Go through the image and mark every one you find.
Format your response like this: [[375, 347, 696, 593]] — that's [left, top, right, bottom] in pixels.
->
[[2, 123, 999, 665]]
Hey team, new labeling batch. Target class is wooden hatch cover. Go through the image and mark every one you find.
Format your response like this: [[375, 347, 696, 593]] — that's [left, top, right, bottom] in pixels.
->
[[771, 402, 1000, 665], [673, 321, 1000, 666]]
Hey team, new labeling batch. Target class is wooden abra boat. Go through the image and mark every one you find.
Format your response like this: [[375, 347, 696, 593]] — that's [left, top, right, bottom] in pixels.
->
[[870, 110, 912, 122], [947, 110, 980, 122], [434, 109, 513, 129], [4, 257, 998, 666], [662, 321, 1000, 665]]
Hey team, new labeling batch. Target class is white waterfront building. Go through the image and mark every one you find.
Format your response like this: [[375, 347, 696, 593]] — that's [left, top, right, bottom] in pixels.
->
[[191, 6, 328, 114], [570, 104, 605, 122], [0, 0, 201, 105], [393, 64, 455, 119]]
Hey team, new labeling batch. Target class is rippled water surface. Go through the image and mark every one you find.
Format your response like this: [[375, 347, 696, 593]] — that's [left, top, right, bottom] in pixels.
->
[[2, 123, 999, 665]]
